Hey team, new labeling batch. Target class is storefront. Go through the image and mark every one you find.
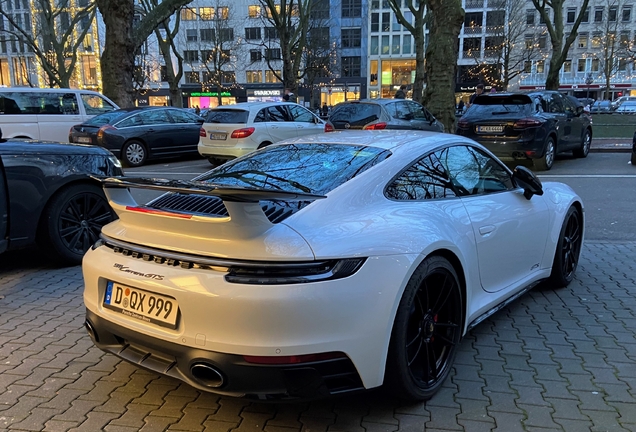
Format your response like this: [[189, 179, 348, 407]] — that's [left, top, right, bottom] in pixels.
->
[[368, 59, 416, 99], [319, 84, 361, 106], [246, 88, 283, 102], [135, 89, 171, 107], [519, 83, 633, 100]]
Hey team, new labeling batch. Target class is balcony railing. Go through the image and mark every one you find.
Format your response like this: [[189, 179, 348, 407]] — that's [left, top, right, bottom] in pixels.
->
[[463, 26, 483, 34], [465, 0, 484, 8], [488, 0, 506, 8]]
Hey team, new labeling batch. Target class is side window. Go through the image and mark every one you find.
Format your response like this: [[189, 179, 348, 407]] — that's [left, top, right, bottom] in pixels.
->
[[562, 97, 577, 115], [267, 106, 291, 122], [254, 109, 267, 122], [0, 92, 37, 114], [548, 94, 564, 113], [81, 94, 116, 115], [37, 93, 78, 115], [288, 105, 315, 123], [138, 109, 172, 125], [386, 153, 457, 200], [384, 102, 398, 118], [436, 145, 514, 196], [116, 114, 143, 128], [169, 109, 199, 123], [394, 102, 412, 120], [406, 101, 428, 120], [60, 93, 80, 114]]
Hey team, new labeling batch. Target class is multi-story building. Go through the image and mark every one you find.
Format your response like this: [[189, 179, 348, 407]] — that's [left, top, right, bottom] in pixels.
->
[[135, 0, 367, 109], [517, 0, 636, 100], [0, 0, 102, 90]]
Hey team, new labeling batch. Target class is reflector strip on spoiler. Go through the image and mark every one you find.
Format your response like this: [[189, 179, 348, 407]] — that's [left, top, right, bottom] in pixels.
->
[[93, 176, 327, 203]]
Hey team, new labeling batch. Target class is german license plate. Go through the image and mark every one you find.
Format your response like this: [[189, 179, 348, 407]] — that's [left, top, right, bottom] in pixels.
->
[[477, 125, 504, 133], [77, 137, 91, 143], [103, 281, 179, 329], [209, 132, 227, 140]]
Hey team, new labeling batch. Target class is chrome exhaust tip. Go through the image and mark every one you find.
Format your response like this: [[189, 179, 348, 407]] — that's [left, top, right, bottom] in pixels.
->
[[190, 362, 224, 388]]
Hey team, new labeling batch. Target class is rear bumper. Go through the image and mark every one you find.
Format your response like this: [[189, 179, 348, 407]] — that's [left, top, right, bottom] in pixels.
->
[[197, 141, 257, 159], [459, 131, 545, 160], [85, 309, 364, 400]]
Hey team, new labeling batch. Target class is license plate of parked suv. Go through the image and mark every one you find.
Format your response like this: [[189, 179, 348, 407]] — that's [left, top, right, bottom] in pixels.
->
[[76, 137, 91, 143], [103, 281, 179, 329], [209, 133, 227, 140], [477, 125, 504, 133]]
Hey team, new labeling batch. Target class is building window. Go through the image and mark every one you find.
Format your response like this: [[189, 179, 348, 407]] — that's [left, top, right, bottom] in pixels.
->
[[220, 28, 234, 42], [221, 71, 235, 83], [342, 0, 361, 18], [523, 60, 531, 73], [181, 7, 196, 20], [341, 28, 361, 48], [371, 36, 379, 55], [464, 12, 483, 31], [536, 60, 544, 73], [382, 12, 390, 32], [248, 5, 261, 18], [591, 33, 602, 48], [217, 7, 229, 19], [526, 9, 535, 25], [578, 58, 586, 72], [578, 33, 588, 49], [371, 13, 379, 32], [622, 6, 631, 22], [381, 35, 389, 54], [594, 7, 603, 22], [200, 7, 214, 20], [392, 35, 400, 54], [619, 58, 628, 71], [403, 34, 411, 54], [582, 7, 589, 22], [246, 70, 262, 83], [538, 35, 547, 49], [620, 31, 630, 48], [184, 50, 198, 62], [250, 50, 262, 61], [185, 71, 199, 83], [200, 29, 214, 42], [609, 6, 617, 21], [309, 27, 330, 49], [265, 70, 280, 83], [245, 27, 261, 40], [265, 48, 281, 60], [186, 29, 197, 42], [591, 58, 600, 71], [463, 37, 481, 57], [201, 50, 212, 62], [341, 56, 361, 77], [563, 59, 572, 73], [310, 0, 329, 19], [525, 35, 534, 49], [539, 10, 549, 24], [567, 8, 576, 23], [265, 27, 278, 40]]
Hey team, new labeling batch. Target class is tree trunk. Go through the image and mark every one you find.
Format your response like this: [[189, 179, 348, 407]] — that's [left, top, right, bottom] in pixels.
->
[[412, 26, 425, 104], [545, 54, 563, 90], [424, 0, 464, 133], [97, 0, 136, 107], [169, 86, 182, 107]]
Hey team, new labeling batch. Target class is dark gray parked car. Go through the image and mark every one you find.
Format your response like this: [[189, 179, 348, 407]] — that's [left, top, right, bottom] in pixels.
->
[[325, 99, 444, 132]]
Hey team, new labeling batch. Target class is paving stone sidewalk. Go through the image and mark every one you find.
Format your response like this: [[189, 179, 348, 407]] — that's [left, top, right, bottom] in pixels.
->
[[0, 242, 635, 432]]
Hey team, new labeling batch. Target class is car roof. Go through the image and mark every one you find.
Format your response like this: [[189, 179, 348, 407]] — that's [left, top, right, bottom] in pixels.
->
[[209, 102, 299, 111], [276, 130, 458, 152], [0, 87, 104, 95], [334, 98, 415, 106]]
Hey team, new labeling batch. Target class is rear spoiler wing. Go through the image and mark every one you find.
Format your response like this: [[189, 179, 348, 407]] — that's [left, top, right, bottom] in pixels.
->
[[94, 176, 327, 203]]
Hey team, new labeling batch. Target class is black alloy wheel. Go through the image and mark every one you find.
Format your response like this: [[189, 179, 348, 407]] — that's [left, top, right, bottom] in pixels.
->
[[41, 184, 115, 265], [535, 136, 556, 171], [574, 129, 591, 158], [385, 256, 463, 401], [549, 206, 583, 288]]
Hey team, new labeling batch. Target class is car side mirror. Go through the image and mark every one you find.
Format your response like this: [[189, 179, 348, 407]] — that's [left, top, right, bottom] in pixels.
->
[[576, 106, 584, 116], [513, 166, 543, 200], [197, 118, 205, 125]]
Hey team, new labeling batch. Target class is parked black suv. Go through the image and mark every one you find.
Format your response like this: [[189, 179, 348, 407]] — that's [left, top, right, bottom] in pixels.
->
[[457, 91, 593, 170], [325, 99, 444, 132]]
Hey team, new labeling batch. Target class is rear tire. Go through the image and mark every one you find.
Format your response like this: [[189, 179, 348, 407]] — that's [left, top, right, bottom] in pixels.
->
[[534, 136, 556, 171], [122, 140, 147, 167], [573, 129, 591, 158], [548, 206, 583, 288], [40, 184, 115, 266], [631, 151, 636, 166], [384, 256, 463, 401]]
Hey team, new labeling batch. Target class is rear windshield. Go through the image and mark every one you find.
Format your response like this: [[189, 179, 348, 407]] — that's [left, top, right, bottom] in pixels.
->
[[196, 143, 391, 195], [206, 109, 249, 124], [329, 104, 382, 126], [85, 111, 129, 126], [469, 95, 533, 115]]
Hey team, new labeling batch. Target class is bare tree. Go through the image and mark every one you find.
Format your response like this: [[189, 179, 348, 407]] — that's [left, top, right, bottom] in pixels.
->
[[96, 0, 193, 107], [531, 0, 591, 90], [590, 0, 629, 100], [138, 0, 185, 107], [0, 0, 96, 88], [386, 0, 426, 103], [258, 0, 311, 94]]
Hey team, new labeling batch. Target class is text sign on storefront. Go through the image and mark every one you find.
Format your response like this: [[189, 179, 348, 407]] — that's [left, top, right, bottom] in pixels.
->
[[190, 92, 231, 97], [248, 90, 282, 96]]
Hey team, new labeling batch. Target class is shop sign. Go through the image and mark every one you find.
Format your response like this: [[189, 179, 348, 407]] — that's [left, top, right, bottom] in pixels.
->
[[248, 89, 282, 96], [321, 85, 360, 93], [189, 91, 232, 97]]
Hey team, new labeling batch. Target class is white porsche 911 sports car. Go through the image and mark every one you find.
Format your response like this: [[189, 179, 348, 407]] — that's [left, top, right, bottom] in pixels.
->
[[83, 130, 584, 401]]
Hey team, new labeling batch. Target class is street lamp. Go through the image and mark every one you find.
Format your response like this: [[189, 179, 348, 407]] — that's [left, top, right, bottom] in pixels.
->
[[586, 74, 594, 101]]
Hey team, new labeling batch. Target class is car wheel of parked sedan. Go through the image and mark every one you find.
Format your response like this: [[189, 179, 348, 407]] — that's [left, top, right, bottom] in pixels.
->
[[122, 140, 147, 167], [573, 129, 591, 158], [40, 183, 115, 265], [548, 206, 583, 288], [631, 151, 636, 166], [535, 136, 556, 171], [385, 255, 463, 401]]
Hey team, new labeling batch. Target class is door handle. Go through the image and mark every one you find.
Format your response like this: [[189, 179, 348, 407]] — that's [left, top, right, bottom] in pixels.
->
[[479, 225, 495, 235]]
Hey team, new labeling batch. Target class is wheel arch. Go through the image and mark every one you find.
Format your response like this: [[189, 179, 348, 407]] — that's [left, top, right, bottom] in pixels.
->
[[35, 178, 105, 243], [257, 141, 273, 149]]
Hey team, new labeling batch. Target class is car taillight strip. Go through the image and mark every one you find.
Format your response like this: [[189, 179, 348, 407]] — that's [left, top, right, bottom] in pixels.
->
[[97, 235, 367, 283]]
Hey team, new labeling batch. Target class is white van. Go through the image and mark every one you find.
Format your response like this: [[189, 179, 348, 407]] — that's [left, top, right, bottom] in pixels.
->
[[0, 88, 119, 143]]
